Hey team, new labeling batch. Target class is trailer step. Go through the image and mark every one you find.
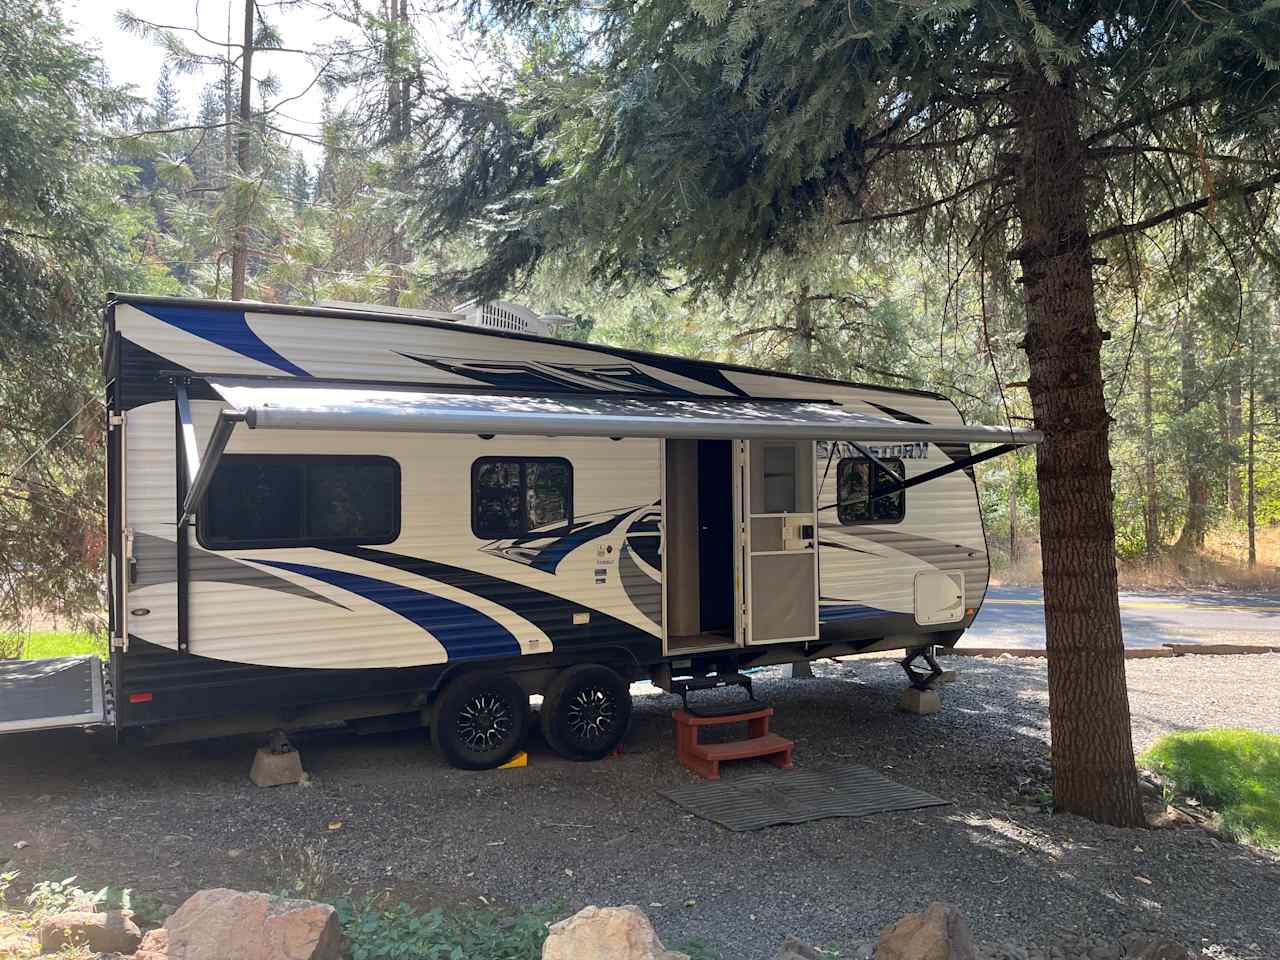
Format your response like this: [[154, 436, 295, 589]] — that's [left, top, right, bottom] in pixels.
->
[[0, 655, 108, 734], [671, 672, 764, 717], [672, 706, 794, 779]]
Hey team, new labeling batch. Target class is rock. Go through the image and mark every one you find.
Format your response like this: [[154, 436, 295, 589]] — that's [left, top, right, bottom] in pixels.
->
[[250, 746, 306, 787], [132, 927, 169, 960], [146, 889, 345, 960], [1148, 806, 1197, 830], [38, 910, 142, 955], [877, 902, 976, 960], [775, 935, 822, 959], [541, 905, 689, 960], [1125, 941, 1189, 960]]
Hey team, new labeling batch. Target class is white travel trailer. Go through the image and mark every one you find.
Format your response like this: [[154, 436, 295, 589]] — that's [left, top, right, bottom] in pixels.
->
[[0, 294, 1039, 769]]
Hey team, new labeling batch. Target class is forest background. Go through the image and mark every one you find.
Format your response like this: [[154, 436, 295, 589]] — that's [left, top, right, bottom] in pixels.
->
[[2, 0, 1277, 634]]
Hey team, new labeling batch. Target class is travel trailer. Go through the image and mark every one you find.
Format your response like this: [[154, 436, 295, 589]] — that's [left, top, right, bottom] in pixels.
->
[[0, 294, 1039, 769]]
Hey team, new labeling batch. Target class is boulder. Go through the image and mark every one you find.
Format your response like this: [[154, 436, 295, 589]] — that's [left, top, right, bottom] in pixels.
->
[[132, 927, 170, 960], [38, 910, 142, 955], [877, 902, 976, 960], [141, 889, 344, 960], [542, 905, 689, 960]]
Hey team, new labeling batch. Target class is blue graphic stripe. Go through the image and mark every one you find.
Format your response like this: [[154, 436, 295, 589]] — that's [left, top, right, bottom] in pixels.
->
[[144, 305, 309, 378], [332, 547, 663, 653], [527, 511, 634, 573], [252, 559, 519, 660], [819, 602, 893, 623]]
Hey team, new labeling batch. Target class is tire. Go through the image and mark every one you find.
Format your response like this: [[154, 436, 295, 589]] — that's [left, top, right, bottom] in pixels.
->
[[540, 663, 632, 761], [431, 672, 530, 770]]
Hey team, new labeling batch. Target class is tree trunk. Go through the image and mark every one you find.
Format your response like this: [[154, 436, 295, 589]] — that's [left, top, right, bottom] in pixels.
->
[[1009, 69, 1144, 828], [792, 283, 814, 376], [1175, 310, 1209, 549], [1142, 353, 1159, 560], [1008, 452, 1019, 565], [229, 0, 255, 301], [1247, 308, 1257, 567], [1228, 363, 1242, 516]]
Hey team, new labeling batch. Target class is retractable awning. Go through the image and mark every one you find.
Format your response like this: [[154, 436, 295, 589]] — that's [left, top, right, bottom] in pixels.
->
[[176, 377, 1040, 525], [207, 377, 1043, 445]]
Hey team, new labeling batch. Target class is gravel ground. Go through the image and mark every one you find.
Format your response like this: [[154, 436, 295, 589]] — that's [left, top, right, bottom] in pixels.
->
[[1, 655, 1278, 960]]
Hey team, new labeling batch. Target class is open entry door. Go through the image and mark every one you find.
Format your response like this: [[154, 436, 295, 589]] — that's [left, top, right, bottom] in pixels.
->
[[734, 440, 819, 646]]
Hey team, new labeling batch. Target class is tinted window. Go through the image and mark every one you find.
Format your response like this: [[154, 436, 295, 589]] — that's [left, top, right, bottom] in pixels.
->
[[472, 458, 573, 538], [836, 457, 905, 524], [200, 455, 400, 548], [762, 444, 797, 513]]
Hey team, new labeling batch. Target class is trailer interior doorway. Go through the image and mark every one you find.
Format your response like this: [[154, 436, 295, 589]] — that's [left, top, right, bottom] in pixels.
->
[[664, 439, 735, 654]]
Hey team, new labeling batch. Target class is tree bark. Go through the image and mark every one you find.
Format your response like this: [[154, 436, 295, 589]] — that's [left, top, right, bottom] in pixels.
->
[[1009, 69, 1144, 828], [1142, 352, 1159, 560], [229, 0, 255, 301]]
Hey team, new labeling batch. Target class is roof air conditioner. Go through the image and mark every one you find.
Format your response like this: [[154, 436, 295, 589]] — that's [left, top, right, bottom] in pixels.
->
[[457, 300, 553, 337]]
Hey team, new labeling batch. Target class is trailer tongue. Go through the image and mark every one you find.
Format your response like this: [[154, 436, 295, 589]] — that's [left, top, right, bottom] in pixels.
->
[[0, 655, 109, 734]]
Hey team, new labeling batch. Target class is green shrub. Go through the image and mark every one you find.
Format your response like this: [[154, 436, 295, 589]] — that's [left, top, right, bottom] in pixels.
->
[[333, 897, 556, 960], [1141, 729, 1280, 850]]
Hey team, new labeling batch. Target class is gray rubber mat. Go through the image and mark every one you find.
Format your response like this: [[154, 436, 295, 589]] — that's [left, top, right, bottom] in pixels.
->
[[662, 763, 950, 831]]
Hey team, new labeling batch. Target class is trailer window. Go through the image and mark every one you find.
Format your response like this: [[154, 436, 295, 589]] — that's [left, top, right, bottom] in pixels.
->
[[199, 455, 400, 549], [472, 457, 572, 539], [836, 457, 905, 524]]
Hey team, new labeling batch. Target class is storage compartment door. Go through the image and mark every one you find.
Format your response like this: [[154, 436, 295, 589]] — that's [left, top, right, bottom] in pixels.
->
[[914, 571, 965, 625], [736, 440, 819, 645]]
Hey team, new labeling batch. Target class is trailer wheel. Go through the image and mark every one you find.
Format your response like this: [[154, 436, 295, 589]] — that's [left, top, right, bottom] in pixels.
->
[[540, 664, 632, 761], [431, 672, 530, 770]]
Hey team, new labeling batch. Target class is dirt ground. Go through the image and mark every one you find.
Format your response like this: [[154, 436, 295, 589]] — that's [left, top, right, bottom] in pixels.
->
[[1, 655, 1278, 959]]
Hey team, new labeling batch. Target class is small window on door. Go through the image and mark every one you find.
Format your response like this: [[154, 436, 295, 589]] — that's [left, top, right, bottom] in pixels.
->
[[837, 457, 906, 524], [762, 444, 798, 513], [472, 457, 573, 539]]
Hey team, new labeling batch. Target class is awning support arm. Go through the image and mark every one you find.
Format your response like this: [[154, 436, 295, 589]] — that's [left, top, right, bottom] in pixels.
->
[[877, 442, 1026, 497], [819, 441, 1029, 513], [177, 408, 246, 527], [842, 439, 905, 485]]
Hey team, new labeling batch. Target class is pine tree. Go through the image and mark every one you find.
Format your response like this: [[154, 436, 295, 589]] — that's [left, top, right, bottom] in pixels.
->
[[409, 0, 1280, 826], [152, 64, 182, 128]]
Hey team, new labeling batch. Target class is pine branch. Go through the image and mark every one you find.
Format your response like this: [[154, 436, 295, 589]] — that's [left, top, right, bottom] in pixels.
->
[[838, 173, 1009, 226], [1091, 171, 1280, 244]]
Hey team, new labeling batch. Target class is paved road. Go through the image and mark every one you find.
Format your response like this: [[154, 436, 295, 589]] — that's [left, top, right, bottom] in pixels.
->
[[963, 585, 1280, 649]]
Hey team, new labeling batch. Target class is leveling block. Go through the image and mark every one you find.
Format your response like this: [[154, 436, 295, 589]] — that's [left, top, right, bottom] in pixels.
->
[[499, 751, 528, 769]]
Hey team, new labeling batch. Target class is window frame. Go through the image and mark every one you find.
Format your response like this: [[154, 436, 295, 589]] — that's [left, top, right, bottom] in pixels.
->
[[835, 456, 907, 526], [470, 456, 574, 540], [197, 453, 401, 550]]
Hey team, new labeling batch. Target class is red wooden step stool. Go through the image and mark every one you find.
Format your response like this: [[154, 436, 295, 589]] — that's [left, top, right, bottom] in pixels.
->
[[672, 706, 794, 780]]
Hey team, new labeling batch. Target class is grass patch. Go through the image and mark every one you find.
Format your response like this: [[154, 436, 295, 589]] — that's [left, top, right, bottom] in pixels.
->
[[1, 631, 107, 661], [1141, 729, 1280, 849], [333, 897, 558, 960]]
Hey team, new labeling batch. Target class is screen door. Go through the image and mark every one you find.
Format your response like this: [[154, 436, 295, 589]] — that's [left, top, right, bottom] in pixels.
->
[[734, 439, 819, 645]]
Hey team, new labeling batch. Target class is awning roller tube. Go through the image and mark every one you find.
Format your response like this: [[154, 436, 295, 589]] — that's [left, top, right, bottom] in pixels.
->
[[207, 377, 1044, 446]]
